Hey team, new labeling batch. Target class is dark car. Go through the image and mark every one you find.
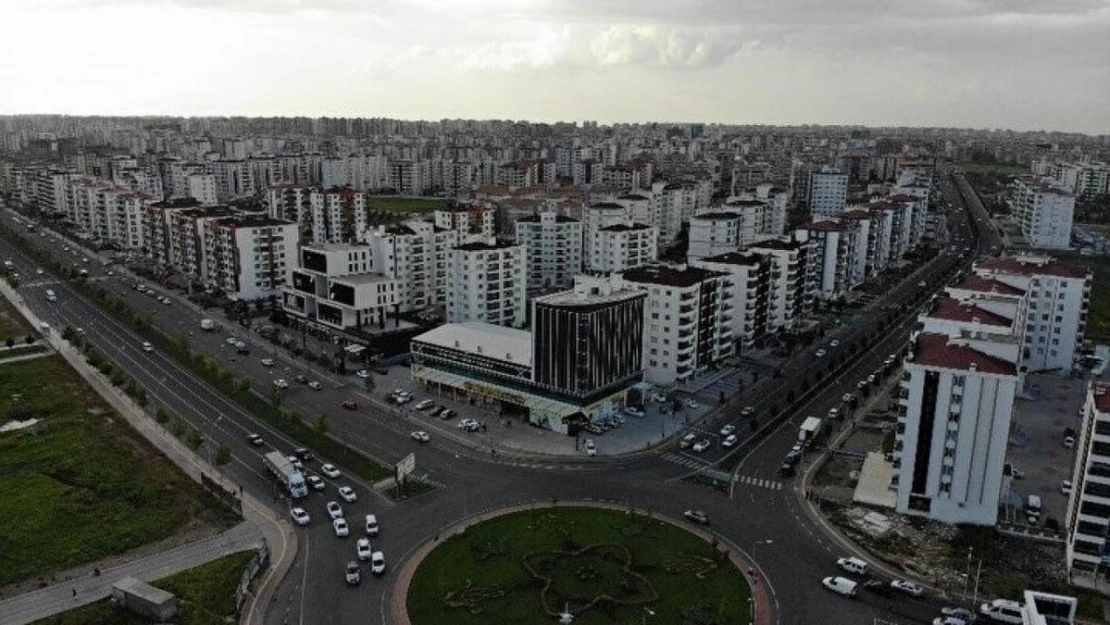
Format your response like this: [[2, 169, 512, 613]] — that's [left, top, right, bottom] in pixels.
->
[[429, 405, 444, 417], [295, 374, 308, 384], [293, 447, 314, 463], [862, 579, 894, 597], [779, 463, 796, 477], [342, 400, 358, 411]]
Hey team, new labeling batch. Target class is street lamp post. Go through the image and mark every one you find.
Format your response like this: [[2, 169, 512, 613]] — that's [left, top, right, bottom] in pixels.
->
[[642, 607, 654, 625]]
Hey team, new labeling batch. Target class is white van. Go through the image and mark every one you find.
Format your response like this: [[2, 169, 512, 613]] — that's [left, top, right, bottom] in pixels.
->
[[980, 598, 1023, 623], [822, 576, 858, 597], [45, 289, 56, 302], [836, 556, 868, 576]]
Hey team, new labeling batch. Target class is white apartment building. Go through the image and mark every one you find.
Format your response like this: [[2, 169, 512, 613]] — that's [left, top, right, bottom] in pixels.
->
[[364, 220, 458, 312], [445, 239, 526, 328], [283, 243, 399, 331], [616, 193, 659, 235], [808, 168, 848, 217], [894, 331, 1019, 525], [33, 168, 70, 215], [749, 232, 816, 332], [691, 251, 771, 349], [867, 204, 895, 274], [623, 264, 735, 386], [514, 212, 583, 293], [1065, 381, 1110, 591], [266, 185, 369, 245], [186, 172, 218, 206], [434, 205, 496, 242], [732, 183, 789, 237], [206, 214, 298, 301], [975, 255, 1090, 373], [688, 212, 745, 262], [1010, 176, 1075, 250], [838, 210, 871, 286], [803, 220, 855, 301], [164, 206, 241, 285], [64, 177, 148, 250], [586, 222, 658, 274], [653, 181, 707, 245], [210, 159, 254, 201]]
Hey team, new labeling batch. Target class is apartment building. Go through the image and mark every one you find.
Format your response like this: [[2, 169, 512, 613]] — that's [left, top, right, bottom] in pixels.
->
[[266, 185, 369, 245], [586, 222, 658, 274], [1065, 382, 1110, 590], [1010, 176, 1075, 250], [165, 206, 241, 285], [142, 197, 202, 266], [802, 220, 856, 301], [283, 243, 399, 331], [974, 255, 1090, 373], [445, 238, 526, 328], [186, 172, 218, 206], [210, 159, 254, 201], [808, 168, 848, 217], [623, 264, 735, 386], [732, 183, 789, 237], [514, 211, 583, 293], [364, 219, 458, 312], [691, 251, 771, 349], [206, 214, 298, 301], [64, 177, 148, 250], [838, 210, 872, 285], [749, 232, 816, 332], [434, 205, 496, 242]]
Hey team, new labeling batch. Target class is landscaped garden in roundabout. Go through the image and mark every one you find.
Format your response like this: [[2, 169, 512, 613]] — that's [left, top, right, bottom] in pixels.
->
[[407, 506, 753, 625]]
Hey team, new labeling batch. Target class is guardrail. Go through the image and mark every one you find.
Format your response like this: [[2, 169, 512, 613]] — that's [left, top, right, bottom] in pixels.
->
[[235, 541, 270, 616]]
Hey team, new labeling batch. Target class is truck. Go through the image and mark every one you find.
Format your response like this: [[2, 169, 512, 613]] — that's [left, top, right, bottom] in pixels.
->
[[199, 318, 216, 331], [798, 416, 823, 446], [263, 451, 308, 499]]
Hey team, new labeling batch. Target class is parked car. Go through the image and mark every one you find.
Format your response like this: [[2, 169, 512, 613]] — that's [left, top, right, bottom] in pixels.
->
[[584, 439, 596, 456], [683, 509, 709, 524], [439, 409, 456, 420], [1061, 480, 1073, 495], [720, 424, 736, 436], [822, 576, 858, 597], [332, 518, 350, 537], [290, 507, 310, 526], [939, 606, 975, 621], [355, 369, 371, 379], [429, 405, 444, 417], [684, 398, 699, 409], [861, 579, 894, 598], [836, 556, 869, 576], [722, 434, 738, 448], [308, 381, 323, 390], [740, 406, 755, 417], [415, 399, 434, 410], [342, 400, 358, 411], [692, 440, 711, 453], [890, 580, 924, 597], [338, 486, 358, 503], [679, 433, 697, 449], [272, 378, 289, 389], [815, 349, 827, 358], [651, 392, 667, 403], [295, 374, 308, 384], [625, 406, 645, 418], [261, 358, 275, 367], [364, 514, 379, 536], [321, 464, 341, 479], [411, 430, 430, 443]]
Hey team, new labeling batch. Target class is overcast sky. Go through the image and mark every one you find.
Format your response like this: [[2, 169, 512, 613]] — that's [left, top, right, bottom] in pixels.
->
[[2, 0, 1108, 133]]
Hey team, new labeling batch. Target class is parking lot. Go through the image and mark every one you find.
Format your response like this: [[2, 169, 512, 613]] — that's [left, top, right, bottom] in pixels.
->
[[1004, 373, 1088, 529]]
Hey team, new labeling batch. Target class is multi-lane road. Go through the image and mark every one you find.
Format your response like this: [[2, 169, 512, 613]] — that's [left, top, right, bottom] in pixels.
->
[[0, 166, 1000, 624]]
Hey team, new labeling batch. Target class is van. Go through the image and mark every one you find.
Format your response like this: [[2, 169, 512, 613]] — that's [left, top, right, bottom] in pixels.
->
[[836, 556, 869, 576], [979, 598, 1023, 623], [45, 289, 56, 302], [822, 576, 858, 597]]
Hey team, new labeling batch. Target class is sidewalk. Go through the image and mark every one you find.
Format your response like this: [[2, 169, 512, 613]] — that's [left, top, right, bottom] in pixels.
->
[[0, 279, 298, 625]]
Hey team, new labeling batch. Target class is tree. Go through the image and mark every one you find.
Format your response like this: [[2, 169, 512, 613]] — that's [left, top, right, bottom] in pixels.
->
[[185, 428, 203, 449], [363, 375, 376, 394], [269, 386, 283, 408], [314, 413, 330, 435], [214, 442, 232, 467]]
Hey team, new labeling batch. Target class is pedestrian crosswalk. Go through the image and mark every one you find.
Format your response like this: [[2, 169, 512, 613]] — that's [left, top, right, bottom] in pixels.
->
[[735, 475, 783, 491], [660, 452, 710, 470], [660, 454, 783, 491]]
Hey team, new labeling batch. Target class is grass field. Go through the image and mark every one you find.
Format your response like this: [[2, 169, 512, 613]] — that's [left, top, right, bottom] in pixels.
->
[[0, 356, 237, 588], [1057, 252, 1110, 344], [0, 291, 33, 343], [33, 550, 256, 625], [407, 507, 752, 625], [368, 197, 450, 213]]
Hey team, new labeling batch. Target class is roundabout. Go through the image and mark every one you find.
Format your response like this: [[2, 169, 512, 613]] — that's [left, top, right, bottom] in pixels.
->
[[399, 504, 759, 625]]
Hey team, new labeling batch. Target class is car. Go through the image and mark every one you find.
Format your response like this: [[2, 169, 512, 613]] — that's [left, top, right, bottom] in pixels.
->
[[683, 509, 709, 525], [342, 400, 358, 410], [778, 462, 796, 477], [235, 344, 249, 355], [261, 358, 275, 367], [338, 486, 358, 503], [584, 439, 596, 456], [722, 434, 738, 448], [290, 507, 311, 526], [295, 374, 308, 384], [862, 579, 894, 597], [355, 369, 371, 379], [651, 392, 667, 403], [740, 406, 755, 417], [370, 551, 386, 575], [247, 433, 264, 446], [815, 349, 827, 358], [365, 514, 379, 536], [933, 617, 968, 625], [1064, 436, 1076, 449], [1061, 480, 1072, 495], [857, 380, 869, 390], [919, 281, 927, 287], [679, 433, 697, 449], [625, 406, 645, 417], [891, 579, 924, 597], [226, 337, 239, 346], [429, 405, 444, 417], [332, 517, 349, 537], [830, 339, 840, 347], [321, 464, 341, 479], [35, 268, 43, 275], [411, 430, 430, 443], [106, 270, 114, 277], [842, 393, 854, 404], [822, 576, 858, 597], [867, 374, 877, 384], [836, 556, 869, 576], [415, 399, 434, 410], [306, 475, 326, 491], [161, 297, 171, 306], [142, 341, 153, 352], [940, 606, 976, 621], [273, 378, 289, 389], [308, 381, 323, 390], [684, 398, 699, 409], [287, 456, 304, 472], [356, 538, 372, 561], [457, 418, 480, 431], [784, 450, 802, 465], [692, 440, 711, 453], [345, 560, 361, 585], [439, 409, 456, 420]]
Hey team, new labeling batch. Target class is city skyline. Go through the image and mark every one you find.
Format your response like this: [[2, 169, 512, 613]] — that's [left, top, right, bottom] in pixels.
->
[[2, 0, 1108, 135]]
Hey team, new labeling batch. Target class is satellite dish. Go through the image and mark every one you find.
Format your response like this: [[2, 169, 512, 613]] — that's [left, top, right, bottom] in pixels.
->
[[558, 602, 573, 624]]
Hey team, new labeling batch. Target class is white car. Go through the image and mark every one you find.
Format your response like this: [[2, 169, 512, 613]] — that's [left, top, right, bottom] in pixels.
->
[[364, 514, 379, 536], [290, 507, 311, 526], [815, 349, 827, 358], [722, 434, 738, 448], [830, 339, 840, 347], [415, 399, 434, 410], [822, 576, 858, 598], [740, 406, 755, 417], [261, 358, 275, 367], [338, 486, 358, 503], [684, 398, 699, 409], [226, 337, 239, 346], [142, 342, 153, 352], [355, 369, 371, 379], [370, 551, 386, 575], [651, 392, 667, 403], [720, 424, 736, 436], [940, 607, 976, 621], [1061, 480, 1073, 495], [287, 456, 304, 472], [306, 475, 326, 491], [308, 381, 323, 391], [692, 440, 711, 453], [332, 517, 349, 537], [326, 501, 344, 519], [356, 538, 372, 561], [411, 430, 430, 443], [273, 379, 289, 389], [321, 464, 341, 479], [890, 579, 924, 597], [625, 406, 645, 417], [35, 268, 43, 275], [584, 439, 596, 456]]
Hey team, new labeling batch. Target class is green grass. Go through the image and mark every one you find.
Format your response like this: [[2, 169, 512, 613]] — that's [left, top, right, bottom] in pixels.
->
[[369, 197, 450, 213], [0, 291, 33, 343], [33, 550, 256, 625], [408, 507, 752, 625], [0, 356, 238, 588], [0, 344, 48, 360], [1054, 252, 1110, 344]]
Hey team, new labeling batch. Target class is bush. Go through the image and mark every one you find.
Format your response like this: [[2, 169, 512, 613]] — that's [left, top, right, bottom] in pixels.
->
[[155, 407, 171, 424], [4, 338, 13, 348], [185, 428, 203, 450], [24, 335, 35, 345]]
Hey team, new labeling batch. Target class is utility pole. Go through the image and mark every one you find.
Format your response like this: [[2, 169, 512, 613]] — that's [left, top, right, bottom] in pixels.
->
[[972, 558, 983, 605]]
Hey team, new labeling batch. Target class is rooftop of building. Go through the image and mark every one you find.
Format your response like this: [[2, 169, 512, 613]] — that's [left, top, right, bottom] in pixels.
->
[[588, 201, 627, 210], [1093, 383, 1110, 414], [954, 274, 1026, 296], [303, 242, 369, 253], [454, 238, 521, 252], [412, 322, 532, 367], [750, 237, 803, 251], [724, 198, 766, 207], [533, 283, 645, 307], [618, 193, 651, 201], [516, 213, 579, 224], [926, 297, 1013, 327], [217, 214, 293, 229], [623, 263, 724, 287], [978, 255, 1089, 279], [150, 197, 204, 209], [909, 332, 1017, 375], [840, 209, 872, 220], [176, 207, 241, 219], [599, 222, 652, 232], [692, 211, 741, 221], [801, 220, 848, 232], [697, 251, 765, 266], [886, 193, 916, 203], [332, 272, 395, 286]]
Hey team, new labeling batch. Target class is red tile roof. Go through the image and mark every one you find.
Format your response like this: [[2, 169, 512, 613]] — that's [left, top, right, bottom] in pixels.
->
[[979, 256, 1089, 279], [911, 332, 1017, 375], [955, 275, 1026, 296], [927, 297, 1013, 327], [841, 209, 872, 220], [1094, 383, 1110, 413]]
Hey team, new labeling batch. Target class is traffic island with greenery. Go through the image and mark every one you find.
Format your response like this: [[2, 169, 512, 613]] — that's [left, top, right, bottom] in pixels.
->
[[32, 550, 256, 625], [0, 356, 239, 590], [407, 506, 752, 625]]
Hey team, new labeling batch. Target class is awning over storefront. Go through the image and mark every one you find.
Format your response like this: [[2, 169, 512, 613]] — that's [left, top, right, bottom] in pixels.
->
[[413, 366, 581, 421]]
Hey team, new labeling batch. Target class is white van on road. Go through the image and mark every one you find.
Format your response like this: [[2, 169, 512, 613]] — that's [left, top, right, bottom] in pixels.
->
[[822, 576, 858, 598], [836, 556, 869, 576], [980, 598, 1023, 623]]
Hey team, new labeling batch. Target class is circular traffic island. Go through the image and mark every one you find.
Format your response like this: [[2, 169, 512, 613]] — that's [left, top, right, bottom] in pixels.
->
[[406, 506, 752, 625]]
